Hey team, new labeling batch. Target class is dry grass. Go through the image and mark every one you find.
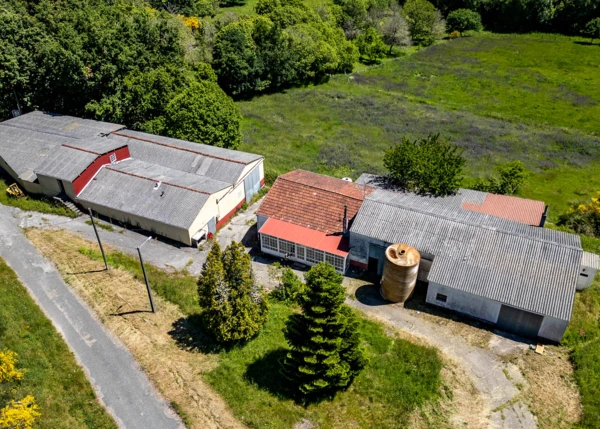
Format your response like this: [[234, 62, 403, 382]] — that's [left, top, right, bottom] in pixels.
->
[[503, 347, 582, 428], [25, 228, 243, 429]]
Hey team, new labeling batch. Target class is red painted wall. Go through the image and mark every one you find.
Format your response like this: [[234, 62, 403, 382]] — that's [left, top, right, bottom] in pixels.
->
[[73, 146, 130, 195], [260, 178, 265, 187], [350, 260, 368, 270], [216, 198, 245, 230]]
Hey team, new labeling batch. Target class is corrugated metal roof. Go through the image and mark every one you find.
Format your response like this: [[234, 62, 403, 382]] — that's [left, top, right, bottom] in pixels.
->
[[351, 189, 582, 321], [110, 159, 231, 194], [582, 251, 600, 270], [63, 137, 126, 155], [34, 146, 97, 182], [0, 124, 73, 181], [356, 173, 545, 226], [77, 167, 210, 229], [2, 111, 124, 138]]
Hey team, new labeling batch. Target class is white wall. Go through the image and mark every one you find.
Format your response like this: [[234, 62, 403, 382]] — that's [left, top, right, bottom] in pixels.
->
[[577, 265, 597, 290], [217, 182, 244, 220], [426, 282, 502, 324], [187, 193, 222, 238]]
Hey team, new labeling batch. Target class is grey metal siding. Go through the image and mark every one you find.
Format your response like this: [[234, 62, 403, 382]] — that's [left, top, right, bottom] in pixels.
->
[[244, 166, 261, 202], [496, 305, 543, 338], [426, 282, 502, 324]]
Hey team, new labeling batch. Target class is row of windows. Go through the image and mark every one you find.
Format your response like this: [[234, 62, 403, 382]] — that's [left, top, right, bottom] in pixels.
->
[[261, 234, 346, 272]]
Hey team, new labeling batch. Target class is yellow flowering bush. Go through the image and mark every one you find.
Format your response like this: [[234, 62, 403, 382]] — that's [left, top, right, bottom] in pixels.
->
[[0, 396, 40, 429], [0, 351, 23, 383], [558, 192, 600, 237], [177, 14, 200, 31]]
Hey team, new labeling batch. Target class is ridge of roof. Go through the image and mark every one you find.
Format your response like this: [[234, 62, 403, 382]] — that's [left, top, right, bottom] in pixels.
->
[[364, 190, 580, 251], [278, 170, 373, 201], [112, 131, 256, 165], [104, 166, 213, 195]]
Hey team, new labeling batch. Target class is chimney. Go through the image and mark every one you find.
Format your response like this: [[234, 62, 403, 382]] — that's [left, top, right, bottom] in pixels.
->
[[343, 205, 348, 235]]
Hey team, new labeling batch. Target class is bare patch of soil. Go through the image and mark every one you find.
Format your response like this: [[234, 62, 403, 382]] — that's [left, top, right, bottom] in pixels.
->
[[26, 228, 244, 429]]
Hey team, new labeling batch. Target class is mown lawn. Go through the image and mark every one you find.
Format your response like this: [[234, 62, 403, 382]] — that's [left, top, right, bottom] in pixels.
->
[[0, 258, 116, 429], [237, 32, 600, 221], [79, 247, 443, 428]]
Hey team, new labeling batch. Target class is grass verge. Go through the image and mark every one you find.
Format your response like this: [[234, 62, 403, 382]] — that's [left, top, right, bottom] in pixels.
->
[[0, 170, 76, 218], [0, 257, 117, 429], [33, 229, 444, 429]]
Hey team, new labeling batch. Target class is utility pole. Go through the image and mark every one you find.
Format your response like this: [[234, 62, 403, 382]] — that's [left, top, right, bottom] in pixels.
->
[[88, 208, 108, 270], [137, 236, 155, 313]]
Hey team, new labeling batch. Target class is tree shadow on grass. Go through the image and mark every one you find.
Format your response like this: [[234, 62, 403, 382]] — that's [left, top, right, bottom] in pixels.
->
[[244, 349, 299, 401], [168, 314, 224, 354]]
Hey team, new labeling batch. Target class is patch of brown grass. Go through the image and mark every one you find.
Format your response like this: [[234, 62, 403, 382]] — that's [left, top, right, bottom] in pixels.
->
[[503, 346, 581, 428], [25, 228, 244, 429]]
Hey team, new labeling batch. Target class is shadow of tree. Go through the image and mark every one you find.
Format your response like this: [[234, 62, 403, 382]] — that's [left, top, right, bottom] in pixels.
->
[[244, 349, 300, 401], [168, 314, 224, 354]]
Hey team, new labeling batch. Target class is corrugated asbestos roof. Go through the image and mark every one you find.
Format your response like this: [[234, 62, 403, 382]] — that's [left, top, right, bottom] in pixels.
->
[[77, 167, 211, 229], [582, 251, 600, 270], [258, 170, 374, 234], [34, 146, 98, 182], [356, 173, 545, 226], [63, 137, 126, 155], [2, 111, 124, 138], [110, 159, 231, 194], [109, 130, 263, 185], [351, 189, 582, 321], [0, 124, 73, 181]]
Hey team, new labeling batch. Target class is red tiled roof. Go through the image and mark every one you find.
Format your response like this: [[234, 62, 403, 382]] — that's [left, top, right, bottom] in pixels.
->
[[257, 170, 374, 234], [259, 218, 349, 257], [462, 193, 545, 226]]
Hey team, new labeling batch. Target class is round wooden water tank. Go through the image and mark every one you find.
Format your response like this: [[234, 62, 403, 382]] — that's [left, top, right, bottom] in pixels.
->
[[380, 244, 420, 303]]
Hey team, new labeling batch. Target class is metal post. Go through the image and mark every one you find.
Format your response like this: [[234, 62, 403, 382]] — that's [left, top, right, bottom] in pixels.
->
[[137, 237, 155, 313], [88, 208, 108, 270]]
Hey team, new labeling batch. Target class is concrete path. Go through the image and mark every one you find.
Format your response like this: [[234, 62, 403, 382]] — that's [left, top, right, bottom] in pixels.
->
[[17, 199, 263, 277], [348, 285, 536, 429], [0, 205, 183, 429]]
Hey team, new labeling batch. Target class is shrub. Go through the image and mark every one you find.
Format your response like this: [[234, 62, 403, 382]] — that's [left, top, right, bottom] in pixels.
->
[[446, 9, 483, 35], [383, 133, 465, 196], [557, 192, 600, 237], [402, 0, 445, 46], [197, 241, 269, 343], [270, 266, 305, 304], [354, 27, 387, 62], [583, 18, 600, 43], [282, 263, 367, 400], [449, 30, 460, 38], [472, 161, 527, 195]]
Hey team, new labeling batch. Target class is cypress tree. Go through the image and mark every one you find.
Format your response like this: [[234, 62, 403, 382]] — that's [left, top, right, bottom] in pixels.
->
[[283, 263, 367, 400], [197, 241, 268, 343]]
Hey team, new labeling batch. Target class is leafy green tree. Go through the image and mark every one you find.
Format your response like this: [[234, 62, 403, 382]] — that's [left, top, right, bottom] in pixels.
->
[[380, 7, 412, 53], [163, 80, 242, 148], [446, 9, 483, 35], [355, 27, 387, 62], [198, 242, 268, 343], [402, 0, 445, 46], [270, 265, 306, 304], [472, 161, 527, 195], [583, 18, 600, 43], [384, 134, 465, 196], [282, 263, 367, 400]]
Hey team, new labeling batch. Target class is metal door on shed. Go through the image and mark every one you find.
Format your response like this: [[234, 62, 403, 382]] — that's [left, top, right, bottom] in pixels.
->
[[244, 167, 261, 202], [496, 305, 543, 339]]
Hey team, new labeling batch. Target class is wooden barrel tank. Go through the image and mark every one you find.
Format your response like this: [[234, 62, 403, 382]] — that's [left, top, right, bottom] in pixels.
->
[[380, 244, 420, 303]]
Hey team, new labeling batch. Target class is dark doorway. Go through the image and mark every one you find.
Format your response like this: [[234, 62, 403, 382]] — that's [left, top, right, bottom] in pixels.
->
[[368, 257, 379, 273], [58, 180, 66, 195], [496, 305, 543, 339]]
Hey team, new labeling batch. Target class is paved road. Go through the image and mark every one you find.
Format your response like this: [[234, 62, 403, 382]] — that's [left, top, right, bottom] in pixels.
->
[[0, 205, 183, 429]]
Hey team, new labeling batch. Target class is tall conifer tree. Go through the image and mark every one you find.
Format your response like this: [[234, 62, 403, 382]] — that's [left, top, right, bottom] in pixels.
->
[[283, 263, 366, 400]]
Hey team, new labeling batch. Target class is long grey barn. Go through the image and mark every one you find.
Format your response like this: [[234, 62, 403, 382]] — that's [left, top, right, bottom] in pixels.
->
[[349, 176, 599, 342], [0, 111, 265, 245]]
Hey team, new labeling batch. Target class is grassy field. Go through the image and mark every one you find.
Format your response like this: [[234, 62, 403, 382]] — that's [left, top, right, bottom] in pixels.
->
[[76, 241, 444, 428], [0, 258, 116, 429], [237, 32, 600, 221]]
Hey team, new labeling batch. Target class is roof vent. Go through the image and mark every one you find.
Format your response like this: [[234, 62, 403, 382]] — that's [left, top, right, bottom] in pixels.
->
[[342, 177, 353, 182], [153, 181, 162, 191]]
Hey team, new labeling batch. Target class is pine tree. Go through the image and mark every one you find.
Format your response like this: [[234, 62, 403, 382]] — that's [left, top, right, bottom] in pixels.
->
[[197, 241, 268, 343], [282, 263, 367, 400]]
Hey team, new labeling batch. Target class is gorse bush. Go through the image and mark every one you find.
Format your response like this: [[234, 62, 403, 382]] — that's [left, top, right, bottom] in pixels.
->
[[558, 193, 600, 237]]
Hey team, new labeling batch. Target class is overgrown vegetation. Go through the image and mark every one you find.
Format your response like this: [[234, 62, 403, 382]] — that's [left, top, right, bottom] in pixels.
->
[[472, 161, 527, 195], [0, 258, 116, 429], [269, 263, 306, 304], [0, 171, 75, 217], [384, 133, 465, 196], [558, 193, 600, 237]]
